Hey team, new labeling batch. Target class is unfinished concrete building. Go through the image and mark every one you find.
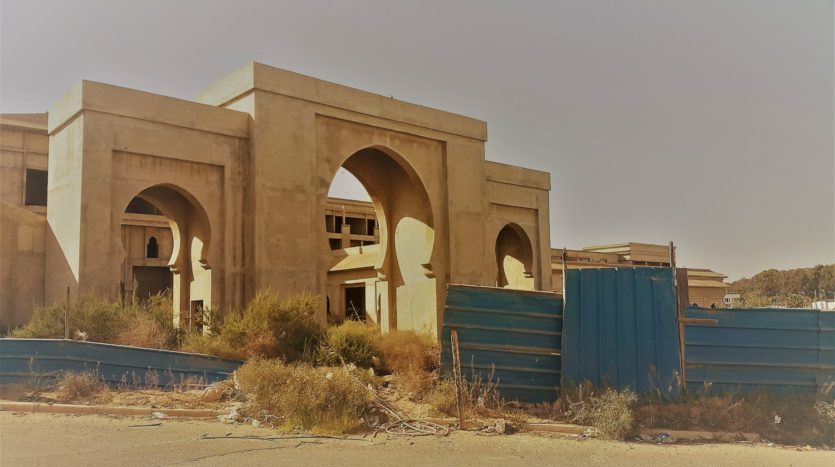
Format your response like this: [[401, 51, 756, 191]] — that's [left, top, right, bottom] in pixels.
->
[[0, 63, 552, 335]]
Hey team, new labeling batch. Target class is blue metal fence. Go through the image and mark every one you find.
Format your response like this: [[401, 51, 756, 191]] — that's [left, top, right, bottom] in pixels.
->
[[561, 267, 682, 397], [0, 339, 242, 387], [684, 307, 835, 395], [440, 285, 563, 403]]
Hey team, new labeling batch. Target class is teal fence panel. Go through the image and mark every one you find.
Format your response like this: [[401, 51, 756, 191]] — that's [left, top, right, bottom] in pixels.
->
[[440, 285, 563, 403], [684, 307, 835, 395], [561, 267, 682, 397], [0, 339, 242, 387]]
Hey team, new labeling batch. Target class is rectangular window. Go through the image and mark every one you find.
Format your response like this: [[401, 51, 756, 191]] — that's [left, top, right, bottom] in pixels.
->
[[24, 169, 48, 206]]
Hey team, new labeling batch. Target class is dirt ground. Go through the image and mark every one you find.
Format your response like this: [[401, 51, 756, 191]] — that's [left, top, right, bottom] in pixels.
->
[[1, 412, 832, 467]]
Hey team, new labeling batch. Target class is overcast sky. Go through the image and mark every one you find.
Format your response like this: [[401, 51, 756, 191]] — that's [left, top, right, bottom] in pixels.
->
[[1, 0, 832, 279]]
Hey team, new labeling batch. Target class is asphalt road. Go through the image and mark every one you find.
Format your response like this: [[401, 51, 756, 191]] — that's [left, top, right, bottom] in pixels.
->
[[1, 412, 832, 466]]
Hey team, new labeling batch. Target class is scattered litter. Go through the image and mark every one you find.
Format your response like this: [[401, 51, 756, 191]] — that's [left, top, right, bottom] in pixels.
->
[[218, 409, 242, 424], [151, 411, 168, 419], [773, 415, 781, 424], [580, 427, 599, 438], [637, 434, 655, 442], [654, 432, 676, 444], [251, 419, 261, 428], [202, 386, 224, 403]]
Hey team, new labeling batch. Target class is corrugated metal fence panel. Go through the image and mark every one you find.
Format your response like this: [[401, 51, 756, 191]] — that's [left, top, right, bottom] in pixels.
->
[[684, 307, 835, 395], [562, 267, 682, 397], [441, 285, 563, 403], [0, 339, 243, 387]]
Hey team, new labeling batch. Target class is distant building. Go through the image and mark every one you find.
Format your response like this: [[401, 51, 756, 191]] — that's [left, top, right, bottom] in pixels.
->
[[550, 242, 728, 307], [686, 269, 729, 308], [812, 300, 835, 311], [724, 293, 741, 308]]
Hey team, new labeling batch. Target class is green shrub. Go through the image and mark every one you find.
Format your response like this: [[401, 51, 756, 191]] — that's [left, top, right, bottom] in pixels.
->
[[11, 293, 177, 349], [317, 321, 380, 368], [235, 358, 370, 433], [182, 291, 323, 361]]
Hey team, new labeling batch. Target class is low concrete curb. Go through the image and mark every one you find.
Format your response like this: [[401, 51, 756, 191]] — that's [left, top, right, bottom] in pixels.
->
[[638, 427, 761, 442], [0, 401, 226, 418], [523, 423, 590, 434]]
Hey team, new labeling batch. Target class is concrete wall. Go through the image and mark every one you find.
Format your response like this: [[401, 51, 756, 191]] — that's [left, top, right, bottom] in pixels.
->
[[0, 117, 49, 328]]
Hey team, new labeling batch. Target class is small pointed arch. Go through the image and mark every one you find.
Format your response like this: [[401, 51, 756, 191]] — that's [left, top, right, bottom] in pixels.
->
[[495, 223, 534, 290]]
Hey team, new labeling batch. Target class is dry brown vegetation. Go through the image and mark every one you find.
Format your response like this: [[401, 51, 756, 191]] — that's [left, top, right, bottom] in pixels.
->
[[54, 372, 105, 401], [235, 358, 372, 433], [636, 390, 835, 446]]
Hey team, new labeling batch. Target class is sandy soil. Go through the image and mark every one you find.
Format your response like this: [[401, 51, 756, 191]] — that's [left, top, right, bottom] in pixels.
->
[[1, 412, 832, 467]]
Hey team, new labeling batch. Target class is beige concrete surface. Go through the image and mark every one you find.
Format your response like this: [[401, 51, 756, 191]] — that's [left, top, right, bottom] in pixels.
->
[[1, 412, 832, 467]]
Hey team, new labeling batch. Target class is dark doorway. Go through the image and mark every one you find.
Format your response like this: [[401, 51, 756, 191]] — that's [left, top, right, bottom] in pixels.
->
[[132, 266, 172, 299], [344, 286, 366, 321]]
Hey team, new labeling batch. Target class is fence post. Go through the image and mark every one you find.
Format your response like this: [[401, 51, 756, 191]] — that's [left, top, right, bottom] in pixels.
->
[[671, 241, 689, 388], [450, 328, 465, 430]]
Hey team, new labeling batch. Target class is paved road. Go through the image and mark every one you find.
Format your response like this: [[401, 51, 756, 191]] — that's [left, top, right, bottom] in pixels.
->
[[1, 412, 832, 466]]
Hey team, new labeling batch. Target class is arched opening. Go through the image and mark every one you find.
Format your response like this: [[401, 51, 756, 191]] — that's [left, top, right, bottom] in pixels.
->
[[120, 184, 212, 330], [323, 146, 435, 333], [496, 224, 534, 290], [146, 236, 159, 259]]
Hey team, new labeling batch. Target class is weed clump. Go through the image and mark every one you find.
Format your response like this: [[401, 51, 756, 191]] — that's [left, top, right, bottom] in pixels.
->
[[55, 371, 105, 401], [561, 384, 638, 440], [375, 330, 439, 396], [235, 358, 370, 433], [377, 330, 439, 375], [182, 292, 323, 361], [317, 321, 380, 368]]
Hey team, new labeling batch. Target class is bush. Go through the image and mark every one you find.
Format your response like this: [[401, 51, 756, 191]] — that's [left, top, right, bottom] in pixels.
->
[[11, 293, 177, 349], [570, 388, 638, 440], [12, 295, 126, 342], [56, 371, 105, 401], [317, 321, 380, 368], [181, 333, 246, 360], [235, 358, 370, 433], [377, 330, 438, 374], [183, 291, 323, 361]]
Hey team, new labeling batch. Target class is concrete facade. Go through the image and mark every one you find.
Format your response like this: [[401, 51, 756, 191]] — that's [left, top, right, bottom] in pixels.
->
[[0, 63, 552, 336]]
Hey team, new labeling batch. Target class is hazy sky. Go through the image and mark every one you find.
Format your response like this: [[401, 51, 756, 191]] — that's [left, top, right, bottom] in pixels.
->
[[1, 0, 832, 279]]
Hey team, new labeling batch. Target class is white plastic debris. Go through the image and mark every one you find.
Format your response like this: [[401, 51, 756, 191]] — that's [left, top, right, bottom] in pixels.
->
[[151, 411, 168, 419]]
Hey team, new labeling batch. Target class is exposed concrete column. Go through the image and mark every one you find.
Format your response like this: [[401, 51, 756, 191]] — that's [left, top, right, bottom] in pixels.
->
[[340, 222, 351, 248]]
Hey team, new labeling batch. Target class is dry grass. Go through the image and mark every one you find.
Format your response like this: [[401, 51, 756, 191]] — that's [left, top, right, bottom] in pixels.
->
[[235, 358, 371, 434], [317, 321, 380, 368], [180, 333, 245, 360], [376, 330, 439, 396], [423, 379, 458, 415], [113, 314, 172, 349], [422, 370, 506, 418], [55, 372, 106, 401], [377, 330, 439, 375], [637, 390, 835, 446]]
